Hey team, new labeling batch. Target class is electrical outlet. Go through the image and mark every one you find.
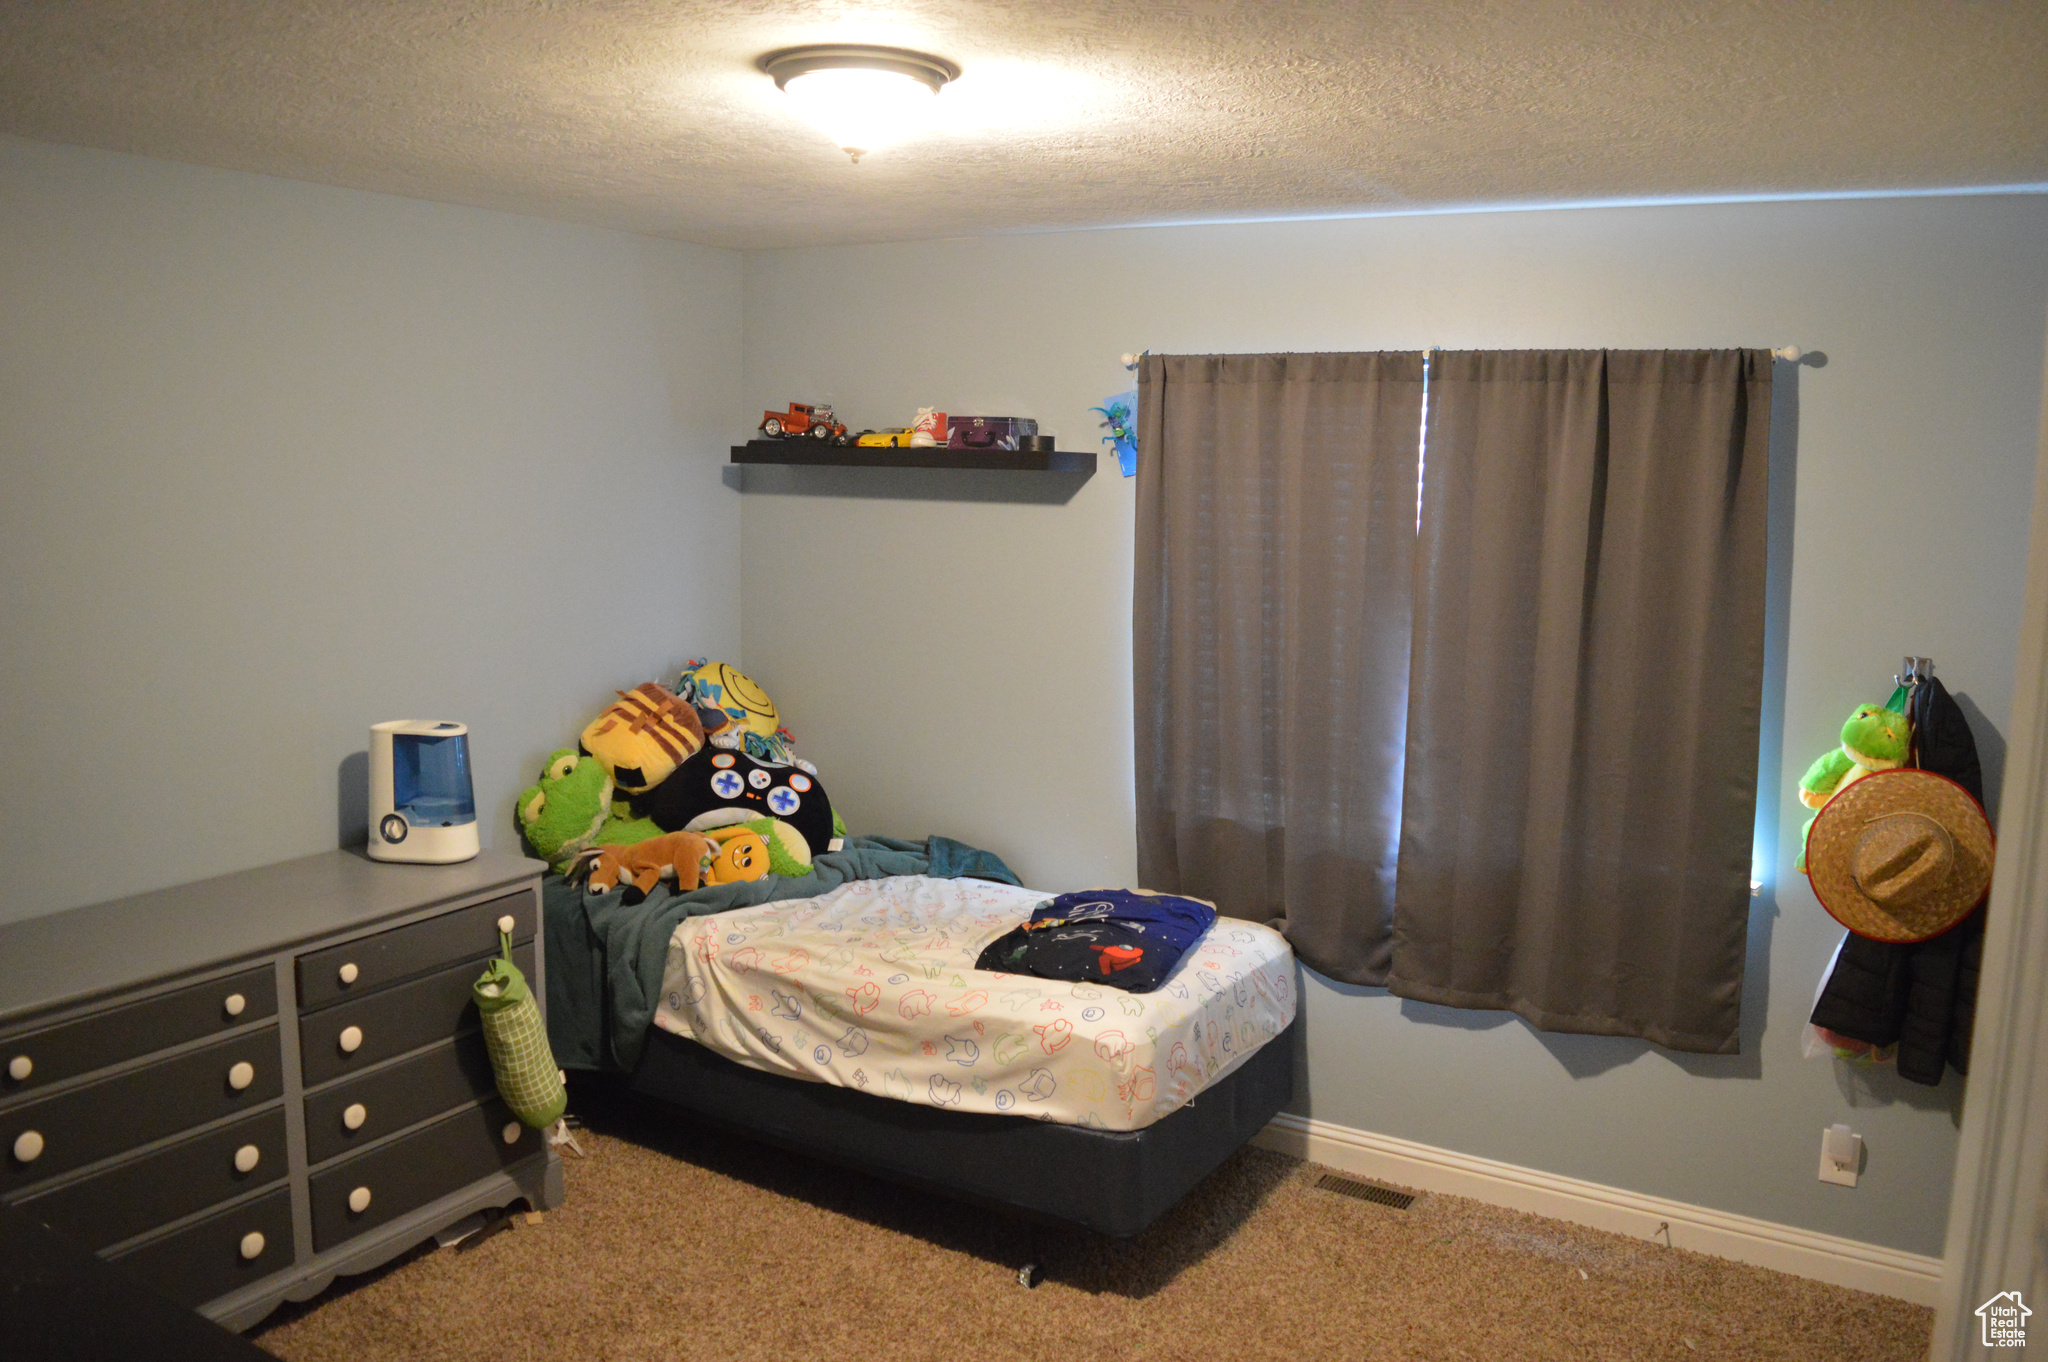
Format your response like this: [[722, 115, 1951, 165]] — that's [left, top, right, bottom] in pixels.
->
[[1819, 1123, 1861, 1187]]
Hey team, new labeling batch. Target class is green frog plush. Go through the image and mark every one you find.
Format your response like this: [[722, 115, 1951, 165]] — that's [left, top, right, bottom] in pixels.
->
[[516, 748, 662, 873], [1795, 703, 1909, 871]]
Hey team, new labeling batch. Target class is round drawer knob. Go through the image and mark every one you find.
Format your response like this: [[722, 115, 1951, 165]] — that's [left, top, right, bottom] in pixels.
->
[[13, 1130, 44, 1164], [239, 1231, 266, 1260], [497, 914, 516, 934], [233, 1144, 261, 1174], [343, 1103, 368, 1131], [337, 962, 359, 986], [227, 1061, 255, 1091], [338, 1026, 363, 1054], [6, 1055, 29, 1082], [501, 1121, 523, 1146], [348, 1185, 372, 1214], [223, 992, 246, 1018]]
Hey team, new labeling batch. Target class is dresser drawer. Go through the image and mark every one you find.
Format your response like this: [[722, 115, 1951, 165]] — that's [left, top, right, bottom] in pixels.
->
[[309, 1100, 540, 1252], [299, 943, 533, 1087], [304, 1031, 497, 1165], [297, 891, 534, 1011], [0, 965, 276, 1101], [108, 1185, 293, 1310], [17, 1108, 288, 1252], [1, 1028, 282, 1195]]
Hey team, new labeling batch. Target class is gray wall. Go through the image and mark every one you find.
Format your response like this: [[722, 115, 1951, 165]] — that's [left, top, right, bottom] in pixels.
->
[[5, 131, 2041, 1256], [739, 196, 2048, 1254], [0, 137, 745, 921]]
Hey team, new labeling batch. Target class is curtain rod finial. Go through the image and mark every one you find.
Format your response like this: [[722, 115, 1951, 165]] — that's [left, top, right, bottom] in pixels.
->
[[1122, 350, 1150, 371], [1771, 345, 1803, 362]]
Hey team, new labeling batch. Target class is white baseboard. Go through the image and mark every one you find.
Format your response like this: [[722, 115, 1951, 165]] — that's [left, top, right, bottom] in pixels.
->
[[1254, 1112, 1943, 1306]]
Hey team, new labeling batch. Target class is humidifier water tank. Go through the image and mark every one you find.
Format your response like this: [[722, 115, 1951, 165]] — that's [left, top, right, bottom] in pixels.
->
[[367, 721, 480, 863]]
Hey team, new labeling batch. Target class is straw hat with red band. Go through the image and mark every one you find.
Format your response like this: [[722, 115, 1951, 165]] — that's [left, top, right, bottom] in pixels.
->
[[1806, 767, 1994, 943]]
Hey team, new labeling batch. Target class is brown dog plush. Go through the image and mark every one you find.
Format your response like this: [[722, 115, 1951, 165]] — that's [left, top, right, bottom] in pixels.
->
[[573, 831, 714, 902]]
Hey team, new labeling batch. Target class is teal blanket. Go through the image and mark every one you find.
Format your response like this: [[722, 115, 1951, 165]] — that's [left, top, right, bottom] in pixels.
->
[[544, 835, 1020, 1072]]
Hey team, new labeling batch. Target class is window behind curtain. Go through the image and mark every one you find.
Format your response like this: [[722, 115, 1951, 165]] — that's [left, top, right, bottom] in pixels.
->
[[1134, 352, 1426, 985], [1135, 349, 1772, 1053], [1389, 350, 1771, 1054]]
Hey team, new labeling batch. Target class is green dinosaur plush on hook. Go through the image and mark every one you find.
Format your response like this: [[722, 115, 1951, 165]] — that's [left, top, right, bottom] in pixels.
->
[[1795, 703, 1909, 872]]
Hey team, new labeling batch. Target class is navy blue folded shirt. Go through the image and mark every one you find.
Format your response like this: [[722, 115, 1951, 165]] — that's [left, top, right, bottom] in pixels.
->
[[974, 889, 1218, 993]]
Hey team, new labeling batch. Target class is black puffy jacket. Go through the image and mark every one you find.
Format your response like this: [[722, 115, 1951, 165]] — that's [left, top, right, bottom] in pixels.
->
[[1807, 676, 1987, 1086]]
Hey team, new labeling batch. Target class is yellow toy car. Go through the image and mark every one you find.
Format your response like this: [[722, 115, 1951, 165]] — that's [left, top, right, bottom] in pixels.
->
[[855, 428, 916, 448]]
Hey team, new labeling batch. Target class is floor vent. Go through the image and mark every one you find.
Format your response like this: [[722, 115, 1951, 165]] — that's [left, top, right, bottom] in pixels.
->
[[1317, 1174, 1416, 1210]]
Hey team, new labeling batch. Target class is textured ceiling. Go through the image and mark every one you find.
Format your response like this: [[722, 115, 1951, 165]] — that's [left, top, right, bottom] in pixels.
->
[[2, 1, 2044, 250]]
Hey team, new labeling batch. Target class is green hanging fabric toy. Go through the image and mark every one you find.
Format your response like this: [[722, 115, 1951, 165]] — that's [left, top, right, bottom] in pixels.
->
[[1795, 699, 1910, 872], [473, 931, 568, 1130]]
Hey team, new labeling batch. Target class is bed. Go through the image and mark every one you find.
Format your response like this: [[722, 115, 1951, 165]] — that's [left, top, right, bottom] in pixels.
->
[[547, 855, 1298, 1278]]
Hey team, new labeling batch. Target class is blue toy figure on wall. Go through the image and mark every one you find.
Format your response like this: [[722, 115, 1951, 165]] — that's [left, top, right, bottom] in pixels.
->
[[1093, 391, 1138, 477]]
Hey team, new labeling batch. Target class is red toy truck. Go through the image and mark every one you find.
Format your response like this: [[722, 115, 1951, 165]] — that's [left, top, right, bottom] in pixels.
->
[[760, 402, 850, 443]]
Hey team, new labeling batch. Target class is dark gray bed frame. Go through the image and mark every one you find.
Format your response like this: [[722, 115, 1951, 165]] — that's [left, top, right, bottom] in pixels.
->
[[623, 1020, 1294, 1283]]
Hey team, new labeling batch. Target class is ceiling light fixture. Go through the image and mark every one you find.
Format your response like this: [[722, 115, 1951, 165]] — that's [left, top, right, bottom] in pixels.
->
[[761, 45, 959, 164]]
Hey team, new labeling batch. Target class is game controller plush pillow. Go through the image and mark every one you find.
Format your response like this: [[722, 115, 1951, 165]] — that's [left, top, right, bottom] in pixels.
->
[[637, 746, 839, 861]]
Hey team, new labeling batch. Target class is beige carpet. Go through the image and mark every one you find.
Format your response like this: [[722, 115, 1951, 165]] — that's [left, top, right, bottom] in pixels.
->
[[253, 1091, 1932, 1361]]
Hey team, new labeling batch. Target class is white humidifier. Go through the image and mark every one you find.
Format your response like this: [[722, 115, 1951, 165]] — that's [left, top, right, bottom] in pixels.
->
[[367, 720, 480, 863]]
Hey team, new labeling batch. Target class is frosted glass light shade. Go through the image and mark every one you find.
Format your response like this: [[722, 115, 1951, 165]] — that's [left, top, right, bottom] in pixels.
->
[[782, 67, 937, 161], [762, 45, 958, 163]]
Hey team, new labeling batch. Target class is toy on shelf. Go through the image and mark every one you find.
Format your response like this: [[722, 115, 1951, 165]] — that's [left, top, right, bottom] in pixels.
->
[[948, 416, 1038, 451], [760, 402, 851, 444], [911, 407, 948, 447], [855, 427, 917, 447]]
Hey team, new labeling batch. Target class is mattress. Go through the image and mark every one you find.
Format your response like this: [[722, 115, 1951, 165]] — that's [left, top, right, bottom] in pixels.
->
[[652, 875, 1296, 1131]]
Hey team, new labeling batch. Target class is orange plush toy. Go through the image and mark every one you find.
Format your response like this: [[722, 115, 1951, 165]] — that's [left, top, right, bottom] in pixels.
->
[[574, 831, 714, 902], [700, 825, 773, 885]]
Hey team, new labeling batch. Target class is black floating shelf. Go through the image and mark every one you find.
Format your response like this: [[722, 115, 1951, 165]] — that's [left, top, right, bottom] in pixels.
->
[[731, 441, 1096, 474]]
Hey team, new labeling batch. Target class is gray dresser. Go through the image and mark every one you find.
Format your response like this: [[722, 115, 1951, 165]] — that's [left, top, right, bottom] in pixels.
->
[[0, 848, 564, 1331]]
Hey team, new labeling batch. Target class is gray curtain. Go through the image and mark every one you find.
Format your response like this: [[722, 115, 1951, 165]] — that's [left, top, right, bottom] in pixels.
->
[[1387, 350, 1771, 1053], [1135, 352, 1426, 984]]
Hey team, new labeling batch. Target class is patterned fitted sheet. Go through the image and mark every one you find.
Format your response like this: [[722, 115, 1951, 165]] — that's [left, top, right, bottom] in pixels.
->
[[652, 875, 1296, 1131]]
